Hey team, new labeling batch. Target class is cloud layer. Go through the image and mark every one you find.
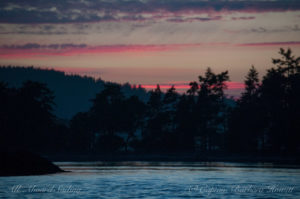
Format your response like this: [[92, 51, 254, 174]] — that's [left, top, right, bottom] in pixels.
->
[[1, 0, 300, 23], [2, 42, 300, 58]]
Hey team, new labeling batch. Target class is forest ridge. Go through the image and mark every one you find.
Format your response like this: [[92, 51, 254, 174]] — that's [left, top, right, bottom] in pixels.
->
[[0, 66, 149, 119]]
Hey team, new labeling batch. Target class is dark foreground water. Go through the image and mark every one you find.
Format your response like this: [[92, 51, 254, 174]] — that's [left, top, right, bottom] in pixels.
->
[[0, 162, 300, 198]]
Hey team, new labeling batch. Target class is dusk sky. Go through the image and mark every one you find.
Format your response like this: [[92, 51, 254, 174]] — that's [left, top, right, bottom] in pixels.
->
[[1, 0, 300, 95]]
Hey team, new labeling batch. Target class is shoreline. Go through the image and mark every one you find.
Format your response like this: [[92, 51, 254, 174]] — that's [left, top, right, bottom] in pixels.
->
[[44, 153, 300, 165]]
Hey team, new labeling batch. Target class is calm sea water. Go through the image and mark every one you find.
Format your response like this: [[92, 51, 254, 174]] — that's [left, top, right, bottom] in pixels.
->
[[0, 162, 300, 199]]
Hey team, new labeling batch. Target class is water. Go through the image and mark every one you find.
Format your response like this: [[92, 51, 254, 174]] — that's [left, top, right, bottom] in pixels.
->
[[0, 162, 300, 198]]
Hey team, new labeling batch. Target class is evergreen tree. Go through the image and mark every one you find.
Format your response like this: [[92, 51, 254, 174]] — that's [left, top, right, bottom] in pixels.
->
[[90, 83, 125, 152], [0, 81, 57, 151], [227, 66, 263, 153], [187, 81, 199, 96], [196, 68, 229, 151], [241, 65, 260, 102], [260, 48, 300, 154]]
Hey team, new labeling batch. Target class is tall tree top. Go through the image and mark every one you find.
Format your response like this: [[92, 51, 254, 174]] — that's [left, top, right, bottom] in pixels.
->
[[272, 48, 300, 76], [242, 65, 260, 99]]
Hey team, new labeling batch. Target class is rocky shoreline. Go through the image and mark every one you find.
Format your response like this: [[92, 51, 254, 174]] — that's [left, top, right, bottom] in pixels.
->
[[0, 149, 64, 176]]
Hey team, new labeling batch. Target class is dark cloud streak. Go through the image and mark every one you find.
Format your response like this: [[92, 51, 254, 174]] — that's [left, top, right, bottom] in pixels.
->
[[167, 16, 222, 23], [0, 0, 299, 23], [231, 16, 255, 20], [250, 25, 300, 33], [2, 43, 87, 49]]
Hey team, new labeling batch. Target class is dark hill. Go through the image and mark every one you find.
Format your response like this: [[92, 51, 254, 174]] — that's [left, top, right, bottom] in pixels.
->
[[0, 66, 148, 119]]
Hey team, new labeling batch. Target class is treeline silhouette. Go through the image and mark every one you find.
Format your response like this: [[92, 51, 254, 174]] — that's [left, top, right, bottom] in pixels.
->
[[0, 48, 299, 156]]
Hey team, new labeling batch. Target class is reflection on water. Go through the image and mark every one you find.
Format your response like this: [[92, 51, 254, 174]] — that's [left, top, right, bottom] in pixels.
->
[[0, 162, 300, 199]]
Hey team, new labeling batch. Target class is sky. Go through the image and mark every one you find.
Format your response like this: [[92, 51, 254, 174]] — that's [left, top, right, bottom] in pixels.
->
[[0, 0, 300, 95]]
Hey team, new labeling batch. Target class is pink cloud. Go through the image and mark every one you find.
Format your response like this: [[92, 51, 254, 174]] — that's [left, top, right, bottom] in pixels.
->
[[139, 81, 244, 92], [1, 41, 300, 59], [226, 81, 245, 90], [0, 44, 202, 58], [1, 43, 231, 58]]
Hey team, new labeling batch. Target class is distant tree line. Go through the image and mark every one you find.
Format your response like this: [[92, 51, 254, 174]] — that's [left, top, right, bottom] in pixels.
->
[[0, 48, 299, 156]]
